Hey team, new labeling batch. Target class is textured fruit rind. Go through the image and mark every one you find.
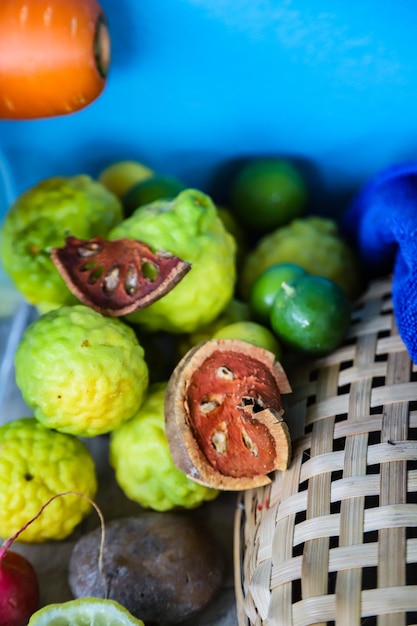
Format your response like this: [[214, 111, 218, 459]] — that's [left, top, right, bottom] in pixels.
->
[[109, 189, 237, 333], [109, 383, 219, 511], [28, 597, 145, 625], [0, 418, 97, 542], [14, 305, 149, 437], [0, 175, 123, 311], [240, 216, 364, 301]]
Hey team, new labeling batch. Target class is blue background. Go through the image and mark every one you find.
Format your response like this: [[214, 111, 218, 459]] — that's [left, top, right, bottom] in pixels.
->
[[1, 0, 417, 216]]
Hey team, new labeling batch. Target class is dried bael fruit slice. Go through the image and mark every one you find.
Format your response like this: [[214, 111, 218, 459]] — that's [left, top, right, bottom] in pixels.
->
[[51, 236, 191, 316], [165, 339, 292, 490]]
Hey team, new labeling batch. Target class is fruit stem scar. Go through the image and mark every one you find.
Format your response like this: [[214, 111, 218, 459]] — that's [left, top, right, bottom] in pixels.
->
[[281, 281, 296, 298]]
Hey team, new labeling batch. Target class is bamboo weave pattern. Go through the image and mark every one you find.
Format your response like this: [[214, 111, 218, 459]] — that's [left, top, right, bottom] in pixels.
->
[[235, 276, 417, 626]]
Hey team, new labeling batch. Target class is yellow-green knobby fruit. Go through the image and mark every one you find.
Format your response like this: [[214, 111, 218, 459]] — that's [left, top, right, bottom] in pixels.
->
[[0, 175, 123, 311], [109, 188, 237, 333]]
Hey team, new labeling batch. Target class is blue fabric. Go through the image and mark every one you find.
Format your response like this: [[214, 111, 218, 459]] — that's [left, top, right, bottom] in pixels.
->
[[342, 161, 417, 363]]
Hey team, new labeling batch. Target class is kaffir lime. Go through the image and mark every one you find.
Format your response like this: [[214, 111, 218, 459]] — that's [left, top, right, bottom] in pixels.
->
[[28, 598, 145, 626], [14, 305, 149, 437], [109, 383, 219, 511], [240, 216, 364, 301], [109, 189, 236, 333], [0, 175, 123, 312], [0, 418, 97, 542]]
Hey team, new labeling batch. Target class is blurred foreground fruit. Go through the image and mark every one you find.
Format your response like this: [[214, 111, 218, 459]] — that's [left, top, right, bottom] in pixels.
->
[[28, 598, 144, 626], [14, 305, 149, 437], [110, 383, 218, 510], [240, 216, 364, 301], [230, 157, 308, 233], [270, 274, 352, 355], [0, 175, 123, 312], [0, 418, 97, 542], [110, 189, 236, 333]]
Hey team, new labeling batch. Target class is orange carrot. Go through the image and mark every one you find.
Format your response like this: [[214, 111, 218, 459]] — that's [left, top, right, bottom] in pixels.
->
[[0, 0, 110, 119]]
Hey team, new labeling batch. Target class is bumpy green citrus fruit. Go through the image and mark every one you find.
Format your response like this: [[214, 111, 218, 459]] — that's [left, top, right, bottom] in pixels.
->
[[14, 305, 149, 437], [240, 216, 364, 301], [109, 189, 236, 333], [230, 157, 308, 233], [0, 175, 123, 312], [109, 383, 219, 511], [0, 418, 97, 542], [28, 598, 145, 625]]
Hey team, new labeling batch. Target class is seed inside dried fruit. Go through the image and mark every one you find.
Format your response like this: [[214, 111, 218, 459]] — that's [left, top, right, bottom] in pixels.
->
[[51, 236, 191, 316], [165, 339, 292, 490]]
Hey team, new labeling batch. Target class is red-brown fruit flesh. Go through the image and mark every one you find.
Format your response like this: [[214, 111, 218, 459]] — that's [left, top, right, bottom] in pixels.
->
[[51, 236, 191, 316], [188, 351, 283, 477], [165, 339, 292, 491], [0, 550, 40, 626]]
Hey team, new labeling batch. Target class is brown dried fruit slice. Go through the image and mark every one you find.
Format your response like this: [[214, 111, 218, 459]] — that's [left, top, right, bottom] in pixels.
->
[[51, 236, 191, 316], [165, 339, 292, 491]]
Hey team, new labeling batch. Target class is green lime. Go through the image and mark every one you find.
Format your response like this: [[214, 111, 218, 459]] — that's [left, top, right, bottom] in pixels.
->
[[230, 158, 308, 233], [110, 383, 219, 511], [98, 159, 154, 198], [213, 320, 282, 360], [14, 305, 149, 437], [249, 262, 308, 324], [270, 274, 352, 355], [122, 174, 187, 216], [0, 418, 97, 542], [240, 216, 364, 301], [28, 598, 145, 625]]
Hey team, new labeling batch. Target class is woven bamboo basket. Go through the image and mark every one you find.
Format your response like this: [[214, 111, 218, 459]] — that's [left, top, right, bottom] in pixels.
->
[[234, 276, 417, 626]]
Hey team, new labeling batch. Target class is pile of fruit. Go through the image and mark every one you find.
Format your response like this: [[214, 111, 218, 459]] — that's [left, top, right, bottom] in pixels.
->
[[0, 156, 365, 625]]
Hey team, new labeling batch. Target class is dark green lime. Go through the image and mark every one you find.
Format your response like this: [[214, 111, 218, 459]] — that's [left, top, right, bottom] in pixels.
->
[[230, 158, 308, 233], [249, 262, 308, 324], [270, 274, 351, 355], [122, 175, 187, 216]]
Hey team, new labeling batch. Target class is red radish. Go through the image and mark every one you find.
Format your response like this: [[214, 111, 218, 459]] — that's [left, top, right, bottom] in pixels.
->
[[0, 546, 39, 626], [0, 491, 107, 626]]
